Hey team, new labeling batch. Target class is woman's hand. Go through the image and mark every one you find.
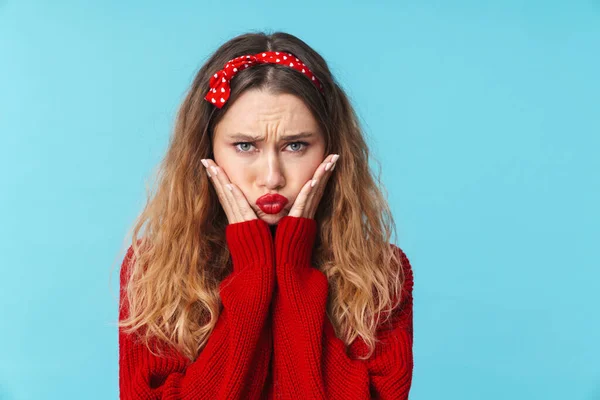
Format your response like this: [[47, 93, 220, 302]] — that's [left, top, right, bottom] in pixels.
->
[[201, 158, 259, 224], [288, 153, 339, 219]]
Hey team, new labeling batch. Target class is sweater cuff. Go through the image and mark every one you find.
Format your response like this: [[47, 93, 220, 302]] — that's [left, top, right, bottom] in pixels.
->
[[225, 218, 275, 273], [274, 215, 317, 268]]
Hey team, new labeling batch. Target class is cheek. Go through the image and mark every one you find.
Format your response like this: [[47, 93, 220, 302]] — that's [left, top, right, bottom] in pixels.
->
[[299, 155, 324, 178], [223, 167, 246, 184], [224, 167, 255, 196], [299, 166, 316, 181]]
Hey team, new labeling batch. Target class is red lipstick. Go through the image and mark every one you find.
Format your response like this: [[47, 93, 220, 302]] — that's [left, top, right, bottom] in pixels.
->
[[256, 193, 289, 215]]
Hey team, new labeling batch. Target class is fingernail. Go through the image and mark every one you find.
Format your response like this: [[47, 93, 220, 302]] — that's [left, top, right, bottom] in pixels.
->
[[201, 159, 208, 168], [331, 162, 336, 171], [211, 166, 218, 175], [332, 154, 340, 163], [325, 162, 332, 171], [226, 184, 232, 191], [311, 179, 317, 187], [207, 169, 211, 177]]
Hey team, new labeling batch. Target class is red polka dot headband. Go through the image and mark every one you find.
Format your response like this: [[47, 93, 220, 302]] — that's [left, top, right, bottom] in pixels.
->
[[204, 51, 324, 108]]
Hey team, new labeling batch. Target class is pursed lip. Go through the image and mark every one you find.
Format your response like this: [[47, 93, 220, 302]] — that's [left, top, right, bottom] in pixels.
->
[[256, 193, 289, 207]]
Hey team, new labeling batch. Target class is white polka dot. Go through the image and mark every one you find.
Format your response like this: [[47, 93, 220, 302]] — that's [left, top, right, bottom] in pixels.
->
[[213, 88, 216, 93], [214, 73, 218, 78], [222, 77, 226, 82], [290, 62, 294, 67], [246, 56, 250, 58], [221, 88, 225, 92], [276, 52, 279, 55], [276, 59, 280, 62], [312, 76, 315, 80], [220, 98, 225, 102], [283, 56, 287, 60], [211, 98, 216, 103], [233, 68, 237, 72], [296, 58, 299, 62], [244, 65, 248, 68], [302, 69, 305, 73], [226, 64, 229, 68]]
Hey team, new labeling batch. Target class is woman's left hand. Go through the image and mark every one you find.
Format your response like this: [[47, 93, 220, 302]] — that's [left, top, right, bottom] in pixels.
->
[[287, 153, 339, 219]]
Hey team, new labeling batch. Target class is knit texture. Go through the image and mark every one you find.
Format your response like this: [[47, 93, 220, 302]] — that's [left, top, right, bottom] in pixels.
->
[[119, 216, 414, 399]]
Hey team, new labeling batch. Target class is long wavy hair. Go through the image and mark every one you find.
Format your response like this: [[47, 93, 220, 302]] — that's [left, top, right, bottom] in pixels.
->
[[112, 30, 408, 362]]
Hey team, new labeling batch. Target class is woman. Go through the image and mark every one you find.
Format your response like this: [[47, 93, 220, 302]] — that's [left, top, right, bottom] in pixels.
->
[[117, 31, 414, 399]]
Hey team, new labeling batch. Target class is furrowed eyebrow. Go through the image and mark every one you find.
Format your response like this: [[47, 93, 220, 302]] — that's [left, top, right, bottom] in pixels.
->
[[227, 132, 315, 141]]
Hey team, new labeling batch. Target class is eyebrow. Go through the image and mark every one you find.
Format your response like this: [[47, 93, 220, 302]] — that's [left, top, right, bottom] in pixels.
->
[[226, 132, 315, 141]]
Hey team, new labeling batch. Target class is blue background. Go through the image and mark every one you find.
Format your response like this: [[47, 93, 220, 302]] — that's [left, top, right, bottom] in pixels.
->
[[1, 1, 598, 399]]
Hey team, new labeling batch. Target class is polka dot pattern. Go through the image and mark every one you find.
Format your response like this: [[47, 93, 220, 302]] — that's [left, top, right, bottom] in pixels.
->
[[204, 51, 324, 108]]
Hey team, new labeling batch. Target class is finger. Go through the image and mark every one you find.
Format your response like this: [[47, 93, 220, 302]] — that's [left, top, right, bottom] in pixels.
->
[[208, 163, 254, 223], [306, 179, 323, 219], [316, 155, 337, 197], [204, 160, 257, 223], [305, 154, 338, 215], [324, 154, 339, 173], [288, 178, 315, 218], [203, 160, 235, 222], [227, 182, 258, 221], [207, 161, 243, 223]]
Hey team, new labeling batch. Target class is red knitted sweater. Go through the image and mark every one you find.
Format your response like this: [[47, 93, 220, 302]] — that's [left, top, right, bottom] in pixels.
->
[[119, 215, 414, 399]]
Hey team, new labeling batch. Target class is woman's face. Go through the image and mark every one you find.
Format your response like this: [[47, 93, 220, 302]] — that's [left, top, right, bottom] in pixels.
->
[[212, 89, 326, 225]]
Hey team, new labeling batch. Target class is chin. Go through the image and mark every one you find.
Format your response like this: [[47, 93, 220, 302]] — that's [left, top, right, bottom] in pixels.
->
[[262, 218, 279, 226], [259, 211, 286, 224]]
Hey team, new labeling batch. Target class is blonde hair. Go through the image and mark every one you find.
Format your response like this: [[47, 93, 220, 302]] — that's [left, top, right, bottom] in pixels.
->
[[111, 31, 408, 362]]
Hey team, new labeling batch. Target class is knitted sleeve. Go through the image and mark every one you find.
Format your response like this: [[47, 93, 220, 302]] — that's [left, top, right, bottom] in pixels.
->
[[118, 218, 275, 400], [271, 215, 414, 399]]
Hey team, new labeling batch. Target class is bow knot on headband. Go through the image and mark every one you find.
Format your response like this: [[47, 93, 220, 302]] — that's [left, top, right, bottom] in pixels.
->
[[204, 51, 324, 108]]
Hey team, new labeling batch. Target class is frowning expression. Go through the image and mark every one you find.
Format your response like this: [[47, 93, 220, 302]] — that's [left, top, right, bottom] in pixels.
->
[[212, 89, 326, 224]]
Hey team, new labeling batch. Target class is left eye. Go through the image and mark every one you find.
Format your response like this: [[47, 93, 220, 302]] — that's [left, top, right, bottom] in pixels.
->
[[233, 141, 309, 153]]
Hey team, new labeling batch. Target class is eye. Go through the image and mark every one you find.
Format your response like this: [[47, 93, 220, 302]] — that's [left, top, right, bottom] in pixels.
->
[[233, 142, 254, 152], [287, 141, 309, 152], [233, 141, 310, 154]]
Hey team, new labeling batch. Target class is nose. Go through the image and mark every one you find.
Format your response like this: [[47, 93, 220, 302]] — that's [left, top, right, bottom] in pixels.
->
[[259, 155, 285, 190]]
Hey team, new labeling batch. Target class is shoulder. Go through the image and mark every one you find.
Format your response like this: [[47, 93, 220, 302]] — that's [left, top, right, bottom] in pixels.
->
[[347, 243, 414, 358], [389, 243, 414, 291], [120, 245, 133, 285], [119, 239, 145, 287], [386, 244, 414, 330]]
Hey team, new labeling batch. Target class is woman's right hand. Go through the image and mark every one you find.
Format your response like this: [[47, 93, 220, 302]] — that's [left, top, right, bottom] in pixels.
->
[[201, 158, 259, 224]]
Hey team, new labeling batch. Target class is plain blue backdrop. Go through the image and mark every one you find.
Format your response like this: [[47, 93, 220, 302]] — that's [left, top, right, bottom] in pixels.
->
[[1, 1, 598, 399]]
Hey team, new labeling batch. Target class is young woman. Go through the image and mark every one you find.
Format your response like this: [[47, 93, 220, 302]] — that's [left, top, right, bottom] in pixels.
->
[[117, 31, 414, 399]]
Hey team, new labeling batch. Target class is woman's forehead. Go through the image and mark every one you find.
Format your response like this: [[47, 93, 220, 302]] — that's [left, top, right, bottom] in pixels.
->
[[215, 90, 321, 138]]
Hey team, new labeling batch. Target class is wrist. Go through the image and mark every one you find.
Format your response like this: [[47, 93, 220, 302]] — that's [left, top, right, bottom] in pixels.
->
[[226, 218, 275, 273], [274, 215, 317, 268]]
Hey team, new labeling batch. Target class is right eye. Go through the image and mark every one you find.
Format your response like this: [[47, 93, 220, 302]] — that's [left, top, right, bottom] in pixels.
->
[[233, 142, 255, 153]]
